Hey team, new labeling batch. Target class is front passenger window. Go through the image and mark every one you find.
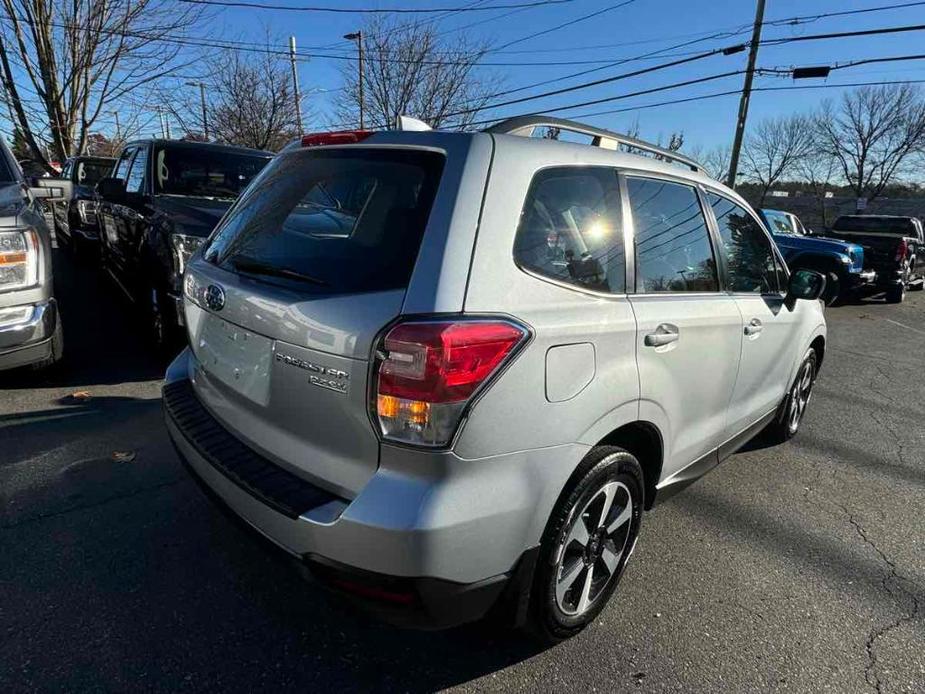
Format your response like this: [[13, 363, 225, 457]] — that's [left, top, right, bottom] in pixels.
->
[[514, 167, 624, 294], [708, 193, 779, 294]]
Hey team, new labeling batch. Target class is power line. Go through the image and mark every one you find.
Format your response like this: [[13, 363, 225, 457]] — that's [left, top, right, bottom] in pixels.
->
[[567, 79, 925, 120], [462, 70, 746, 127], [491, 0, 638, 51], [177, 0, 576, 12], [449, 21, 925, 120]]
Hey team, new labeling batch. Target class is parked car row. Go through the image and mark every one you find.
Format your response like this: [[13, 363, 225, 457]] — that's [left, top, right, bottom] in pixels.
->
[[760, 208, 924, 304], [50, 140, 274, 350]]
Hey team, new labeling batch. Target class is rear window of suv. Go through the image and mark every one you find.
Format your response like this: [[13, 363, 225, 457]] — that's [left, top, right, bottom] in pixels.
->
[[204, 148, 445, 294]]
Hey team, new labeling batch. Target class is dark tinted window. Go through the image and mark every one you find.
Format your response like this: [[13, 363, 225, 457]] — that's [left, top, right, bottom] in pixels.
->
[[76, 159, 113, 186], [513, 167, 624, 294], [205, 148, 444, 295], [124, 147, 147, 193], [833, 216, 916, 234], [708, 193, 779, 293], [628, 177, 718, 293], [154, 145, 269, 199]]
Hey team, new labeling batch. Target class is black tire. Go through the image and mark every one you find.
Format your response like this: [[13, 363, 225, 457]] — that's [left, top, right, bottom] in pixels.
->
[[822, 271, 842, 306], [885, 283, 905, 304], [527, 446, 644, 644], [763, 349, 817, 444], [147, 283, 181, 354], [32, 316, 64, 370]]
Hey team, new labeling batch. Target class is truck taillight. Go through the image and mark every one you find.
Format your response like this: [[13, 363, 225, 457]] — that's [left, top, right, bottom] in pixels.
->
[[896, 238, 909, 262], [373, 319, 528, 447]]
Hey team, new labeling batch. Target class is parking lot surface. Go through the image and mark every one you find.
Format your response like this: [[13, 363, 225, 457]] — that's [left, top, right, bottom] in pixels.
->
[[2, 249, 923, 693]]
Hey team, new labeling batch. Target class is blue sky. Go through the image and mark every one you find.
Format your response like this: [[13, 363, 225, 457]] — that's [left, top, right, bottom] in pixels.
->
[[195, 0, 925, 150]]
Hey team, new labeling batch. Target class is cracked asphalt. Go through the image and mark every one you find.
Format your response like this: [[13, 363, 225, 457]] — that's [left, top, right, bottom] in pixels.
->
[[1, 248, 923, 693]]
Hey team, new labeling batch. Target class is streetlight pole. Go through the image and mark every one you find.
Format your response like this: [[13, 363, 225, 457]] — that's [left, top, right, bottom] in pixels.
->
[[344, 31, 364, 129], [186, 81, 209, 140], [289, 36, 304, 132]]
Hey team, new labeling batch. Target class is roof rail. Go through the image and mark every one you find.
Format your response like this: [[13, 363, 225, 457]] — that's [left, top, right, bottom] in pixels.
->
[[485, 115, 701, 172]]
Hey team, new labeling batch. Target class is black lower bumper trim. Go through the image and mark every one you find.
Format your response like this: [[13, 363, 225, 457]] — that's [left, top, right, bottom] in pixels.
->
[[304, 554, 513, 630], [163, 379, 343, 519]]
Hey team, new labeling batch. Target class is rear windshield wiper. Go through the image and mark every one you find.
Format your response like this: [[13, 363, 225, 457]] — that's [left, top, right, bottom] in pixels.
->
[[228, 255, 328, 286]]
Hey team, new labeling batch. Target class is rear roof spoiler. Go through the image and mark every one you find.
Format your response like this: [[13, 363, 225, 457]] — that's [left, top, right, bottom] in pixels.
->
[[485, 115, 701, 172]]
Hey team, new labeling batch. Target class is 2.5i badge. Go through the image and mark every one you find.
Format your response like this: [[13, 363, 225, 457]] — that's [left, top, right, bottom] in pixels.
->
[[275, 352, 349, 394]]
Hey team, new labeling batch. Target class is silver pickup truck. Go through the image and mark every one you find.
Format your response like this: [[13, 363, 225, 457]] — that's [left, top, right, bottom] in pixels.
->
[[0, 139, 70, 371]]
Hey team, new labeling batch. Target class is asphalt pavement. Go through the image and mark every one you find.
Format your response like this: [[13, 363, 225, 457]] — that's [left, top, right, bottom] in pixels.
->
[[1, 247, 923, 693]]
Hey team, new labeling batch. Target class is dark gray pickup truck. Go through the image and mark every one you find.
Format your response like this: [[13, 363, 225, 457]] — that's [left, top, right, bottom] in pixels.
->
[[826, 215, 924, 303]]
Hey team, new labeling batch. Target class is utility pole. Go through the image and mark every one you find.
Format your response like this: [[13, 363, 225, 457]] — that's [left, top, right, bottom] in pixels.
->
[[289, 36, 303, 132], [111, 111, 121, 141], [726, 0, 765, 189], [344, 31, 364, 129]]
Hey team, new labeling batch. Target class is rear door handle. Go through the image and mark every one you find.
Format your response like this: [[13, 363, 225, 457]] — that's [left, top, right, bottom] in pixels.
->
[[744, 318, 763, 336], [644, 323, 680, 347]]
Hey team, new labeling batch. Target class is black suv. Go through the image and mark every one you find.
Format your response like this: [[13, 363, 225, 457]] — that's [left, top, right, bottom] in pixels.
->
[[50, 155, 115, 255], [96, 139, 272, 348]]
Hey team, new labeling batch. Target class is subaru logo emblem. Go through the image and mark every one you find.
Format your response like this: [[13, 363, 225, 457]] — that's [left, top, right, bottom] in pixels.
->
[[204, 284, 225, 312]]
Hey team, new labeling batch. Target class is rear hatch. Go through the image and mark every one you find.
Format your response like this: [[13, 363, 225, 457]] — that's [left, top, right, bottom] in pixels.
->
[[182, 145, 446, 497]]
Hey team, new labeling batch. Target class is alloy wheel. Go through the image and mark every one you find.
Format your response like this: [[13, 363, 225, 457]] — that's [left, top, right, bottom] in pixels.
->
[[788, 359, 815, 434], [554, 480, 633, 616]]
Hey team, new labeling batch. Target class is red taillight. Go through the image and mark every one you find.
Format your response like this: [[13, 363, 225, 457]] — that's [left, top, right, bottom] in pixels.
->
[[301, 130, 373, 147], [896, 238, 909, 262], [374, 320, 527, 446]]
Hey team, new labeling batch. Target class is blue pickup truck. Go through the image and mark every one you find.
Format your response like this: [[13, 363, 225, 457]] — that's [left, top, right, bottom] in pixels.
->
[[760, 209, 875, 304]]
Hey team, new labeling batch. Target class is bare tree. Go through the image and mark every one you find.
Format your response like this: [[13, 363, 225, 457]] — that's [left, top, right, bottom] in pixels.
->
[[335, 18, 498, 130], [166, 44, 302, 151], [813, 84, 925, 202], [0, 0, 204, 172], [741, 114, 814, 206], [686, 143, 731, 182], [796, 149, 839, 229]]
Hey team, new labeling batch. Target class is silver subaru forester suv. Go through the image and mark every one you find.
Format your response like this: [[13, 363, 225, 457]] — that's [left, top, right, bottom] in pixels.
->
[[164, 116, 827, 642]]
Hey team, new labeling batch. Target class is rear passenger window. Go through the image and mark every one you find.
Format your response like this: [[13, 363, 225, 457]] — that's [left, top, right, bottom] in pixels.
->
[[627, 177, 718, 293], [708, 193, 780, 294], [513, 167, 624, 294]]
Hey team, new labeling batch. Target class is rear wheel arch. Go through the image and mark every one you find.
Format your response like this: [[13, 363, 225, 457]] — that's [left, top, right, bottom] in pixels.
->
[[595, 421, 663, 510]]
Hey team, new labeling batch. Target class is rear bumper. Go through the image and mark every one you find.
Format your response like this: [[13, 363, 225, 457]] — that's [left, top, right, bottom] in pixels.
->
[[163, 350, 578, 628], [0, 300, 57, 370]]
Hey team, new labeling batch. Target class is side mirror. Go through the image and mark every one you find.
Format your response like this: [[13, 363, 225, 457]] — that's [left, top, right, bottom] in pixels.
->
[[30, 177, 72, 202], [96, 177, 126, 201], [786, 269, 826, 309]]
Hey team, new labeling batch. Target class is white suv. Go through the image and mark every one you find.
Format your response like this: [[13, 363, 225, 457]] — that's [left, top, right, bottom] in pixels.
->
[[164, 116, 827, 642]]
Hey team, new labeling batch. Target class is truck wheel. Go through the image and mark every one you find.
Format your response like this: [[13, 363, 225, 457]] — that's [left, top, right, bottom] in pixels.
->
[[527, 446, 643, 644], [148, 285, 180, 354], [886, 283, 905, 304], [822, 272, 841, 306], [32, 315, 64, 370]]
